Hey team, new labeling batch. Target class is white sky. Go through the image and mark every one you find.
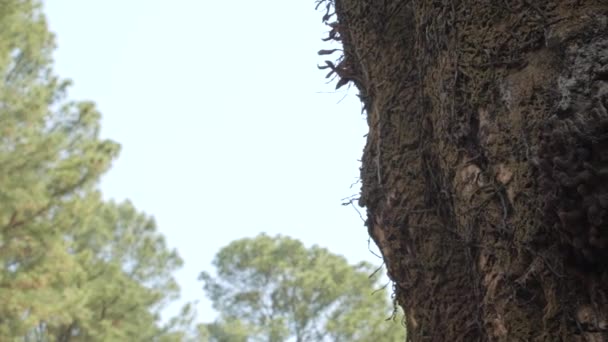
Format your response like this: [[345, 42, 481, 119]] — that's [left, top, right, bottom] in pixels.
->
[[43, 0, 383, 324]]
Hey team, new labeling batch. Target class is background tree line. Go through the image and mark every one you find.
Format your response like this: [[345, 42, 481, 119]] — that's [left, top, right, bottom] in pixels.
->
[[0, 1, 405, 341]]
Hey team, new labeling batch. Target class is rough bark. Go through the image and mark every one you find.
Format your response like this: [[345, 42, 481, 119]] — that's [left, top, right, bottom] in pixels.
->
[[319, 0, 608, 340]]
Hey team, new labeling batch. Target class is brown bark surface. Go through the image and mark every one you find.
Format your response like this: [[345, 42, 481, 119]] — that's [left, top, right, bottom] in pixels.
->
[[319, 0, 608, 340]]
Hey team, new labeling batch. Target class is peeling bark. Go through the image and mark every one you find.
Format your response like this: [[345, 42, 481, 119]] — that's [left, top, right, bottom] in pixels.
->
[[320, 0, 608, 340]]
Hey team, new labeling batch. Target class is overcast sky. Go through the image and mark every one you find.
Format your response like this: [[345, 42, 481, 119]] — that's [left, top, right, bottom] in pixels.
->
[[43, 0, 382, 323]]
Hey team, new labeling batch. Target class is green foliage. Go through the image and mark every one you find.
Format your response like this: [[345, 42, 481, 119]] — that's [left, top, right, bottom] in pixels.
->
[[196, 320, 251, 342], [37, 198, 187, 341], [199, 234, 405, 342], [0, 1, 192, 340]]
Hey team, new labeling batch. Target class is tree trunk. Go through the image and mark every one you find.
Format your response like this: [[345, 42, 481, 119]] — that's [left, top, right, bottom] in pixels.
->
[[320, 0, 608, 340]]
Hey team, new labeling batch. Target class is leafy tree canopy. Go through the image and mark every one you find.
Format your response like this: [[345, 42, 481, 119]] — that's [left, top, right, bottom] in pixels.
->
[[199, 234, 405, 342], [0, 1, 194, 340]]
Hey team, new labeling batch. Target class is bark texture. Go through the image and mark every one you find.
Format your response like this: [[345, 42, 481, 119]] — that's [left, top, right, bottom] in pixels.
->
[[319, 0, 608, 340]]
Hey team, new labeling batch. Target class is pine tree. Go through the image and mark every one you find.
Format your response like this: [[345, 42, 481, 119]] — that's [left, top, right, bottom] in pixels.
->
[[0, 1, 193, 340], [199, 234, 405, 342]]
